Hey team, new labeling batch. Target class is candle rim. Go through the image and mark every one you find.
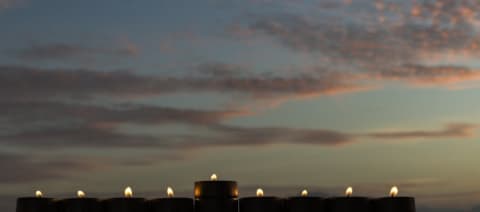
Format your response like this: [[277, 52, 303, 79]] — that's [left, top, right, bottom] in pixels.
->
[[17, 197, 55, 201], [374, 196, 415, 200], [148, 197, 194, 201], [101, 197, 146, 202], [326, 196, 370, 200], [57, 197, 100, 202], [194, 180, 237, 183], [287, 196, 325, 200], [240, 196, 284, 200]]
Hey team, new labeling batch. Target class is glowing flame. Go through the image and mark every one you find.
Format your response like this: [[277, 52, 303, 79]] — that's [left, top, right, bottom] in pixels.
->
[[390, 186, 398, 197], [256, 188, 264, 197], [301, 189, 308, 197], [35, 190, 43, 198], [124, 187, 133, 198], [210, 174, 218, 181], [167, 187, 174, 198], [77, 190, 85, 198], [345, 187, 353, 197]]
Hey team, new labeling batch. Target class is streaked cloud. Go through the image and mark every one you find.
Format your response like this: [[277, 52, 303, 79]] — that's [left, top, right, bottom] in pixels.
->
[[6, 42, 138, 61], [0, 152, 99, 183], [366, 123, 477, 139], [0, 65, 365, 101]]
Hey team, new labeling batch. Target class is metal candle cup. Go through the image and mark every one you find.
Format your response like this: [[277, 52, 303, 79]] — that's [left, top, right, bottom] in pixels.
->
[[16, 191, 55, 212], [239, 188, 284, 212], [286, 195, 325, 212], [149, 187, 193, 212], [372, 187, 415, 212], [103, 187, 146, 212], [194, 174, 239, 212]]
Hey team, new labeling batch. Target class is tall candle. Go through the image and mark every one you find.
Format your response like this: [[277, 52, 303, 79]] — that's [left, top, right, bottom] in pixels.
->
[[286, 189, 325, 212], [194, 174, 238, 212], [327, 187, 370, 212], [103, 187, 146, 212], [149, 187, 193, 212], [16, 191, 55, 212], [240, 188, 284, 212], [57, 190, 101, 212], [372, 187, 415, 212]]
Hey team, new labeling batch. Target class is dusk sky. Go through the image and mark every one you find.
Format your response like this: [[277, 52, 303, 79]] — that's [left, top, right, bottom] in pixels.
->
[[1, 0, 480, 211]]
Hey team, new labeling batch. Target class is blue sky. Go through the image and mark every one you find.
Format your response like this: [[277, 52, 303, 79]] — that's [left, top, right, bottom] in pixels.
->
[[1, 0, 480, 211]]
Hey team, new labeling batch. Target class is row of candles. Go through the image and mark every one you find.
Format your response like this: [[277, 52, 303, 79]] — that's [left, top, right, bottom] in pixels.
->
[[17, 174, 415, 212]]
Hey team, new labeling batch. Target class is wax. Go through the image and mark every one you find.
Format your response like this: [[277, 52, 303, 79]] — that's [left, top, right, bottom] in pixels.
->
[[103, 198, 146, 212], [57, 198, 101, 212], [16, 197, 55, 212], [286, 197, 325, 212], [372, 197, 415, 212], [149, 198, 193, 212], [327, 197, 370, 212]]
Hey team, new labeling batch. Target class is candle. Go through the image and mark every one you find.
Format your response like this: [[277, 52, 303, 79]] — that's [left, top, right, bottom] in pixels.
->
[[286, 189, 325, 212], [372, 186, 415, 212], [103, 186, 146, 212], [194, 174, 238, 198], [194, 174, 239, 212], [149, 186, 193, 212], [240, 188, 284, 212], [57, 190, 101, 212], [327, 187, 370, 212], [16, 190, 55, 212]]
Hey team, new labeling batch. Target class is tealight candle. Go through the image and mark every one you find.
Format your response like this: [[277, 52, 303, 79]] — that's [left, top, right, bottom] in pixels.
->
[[372, 186, 415, 212], [240, 188, 284, 212], [149, 186, 193, 212], [103, 186, 145, 212], [286, 189, 325, 212], [57, 190, 101, 212], [194, 174, 238, 198], [194, 174, 239, 212], [16, 190, 55, 212], [327, 187, 370, 212]]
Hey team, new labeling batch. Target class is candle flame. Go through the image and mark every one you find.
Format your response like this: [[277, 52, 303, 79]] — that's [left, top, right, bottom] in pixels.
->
[[256, 188, 264, 197], [124, 186, 133, 198], [345, 187, 353, 197], [167, 187, 174, 198], [35, 190, 43, 198], [301, 189, 308, 197], [210, 174, 218, 181], [390, 186, 398, 197], [77, 190, 85, 198]]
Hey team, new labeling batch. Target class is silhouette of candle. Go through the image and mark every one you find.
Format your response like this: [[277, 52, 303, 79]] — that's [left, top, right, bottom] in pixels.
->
[[16, 190, 55, 212], [240, 188, 284, 212], [372, 186, 415, 212], [327, 187, 370, 212], [286, 189, 325, 212], [58, 190, 101, 212], [194, 174, 238, 212], [149, 186, 193, 212], [103, 186, 145, 212]]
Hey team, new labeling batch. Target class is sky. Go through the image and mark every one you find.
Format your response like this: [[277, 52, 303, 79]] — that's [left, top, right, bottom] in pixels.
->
[[1, 0, 480, 211]]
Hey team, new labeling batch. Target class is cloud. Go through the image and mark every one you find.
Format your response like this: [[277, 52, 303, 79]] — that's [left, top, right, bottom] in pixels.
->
[[372, 64, 480, 85], [366, 123, 477, 140], [6, 42, 138, 61], [247, 2, 480, 86], [0, 65, 366, 101], [0, 152, 100, 183], [0, 0, 20, 9], [0, 101, 244, 131]]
